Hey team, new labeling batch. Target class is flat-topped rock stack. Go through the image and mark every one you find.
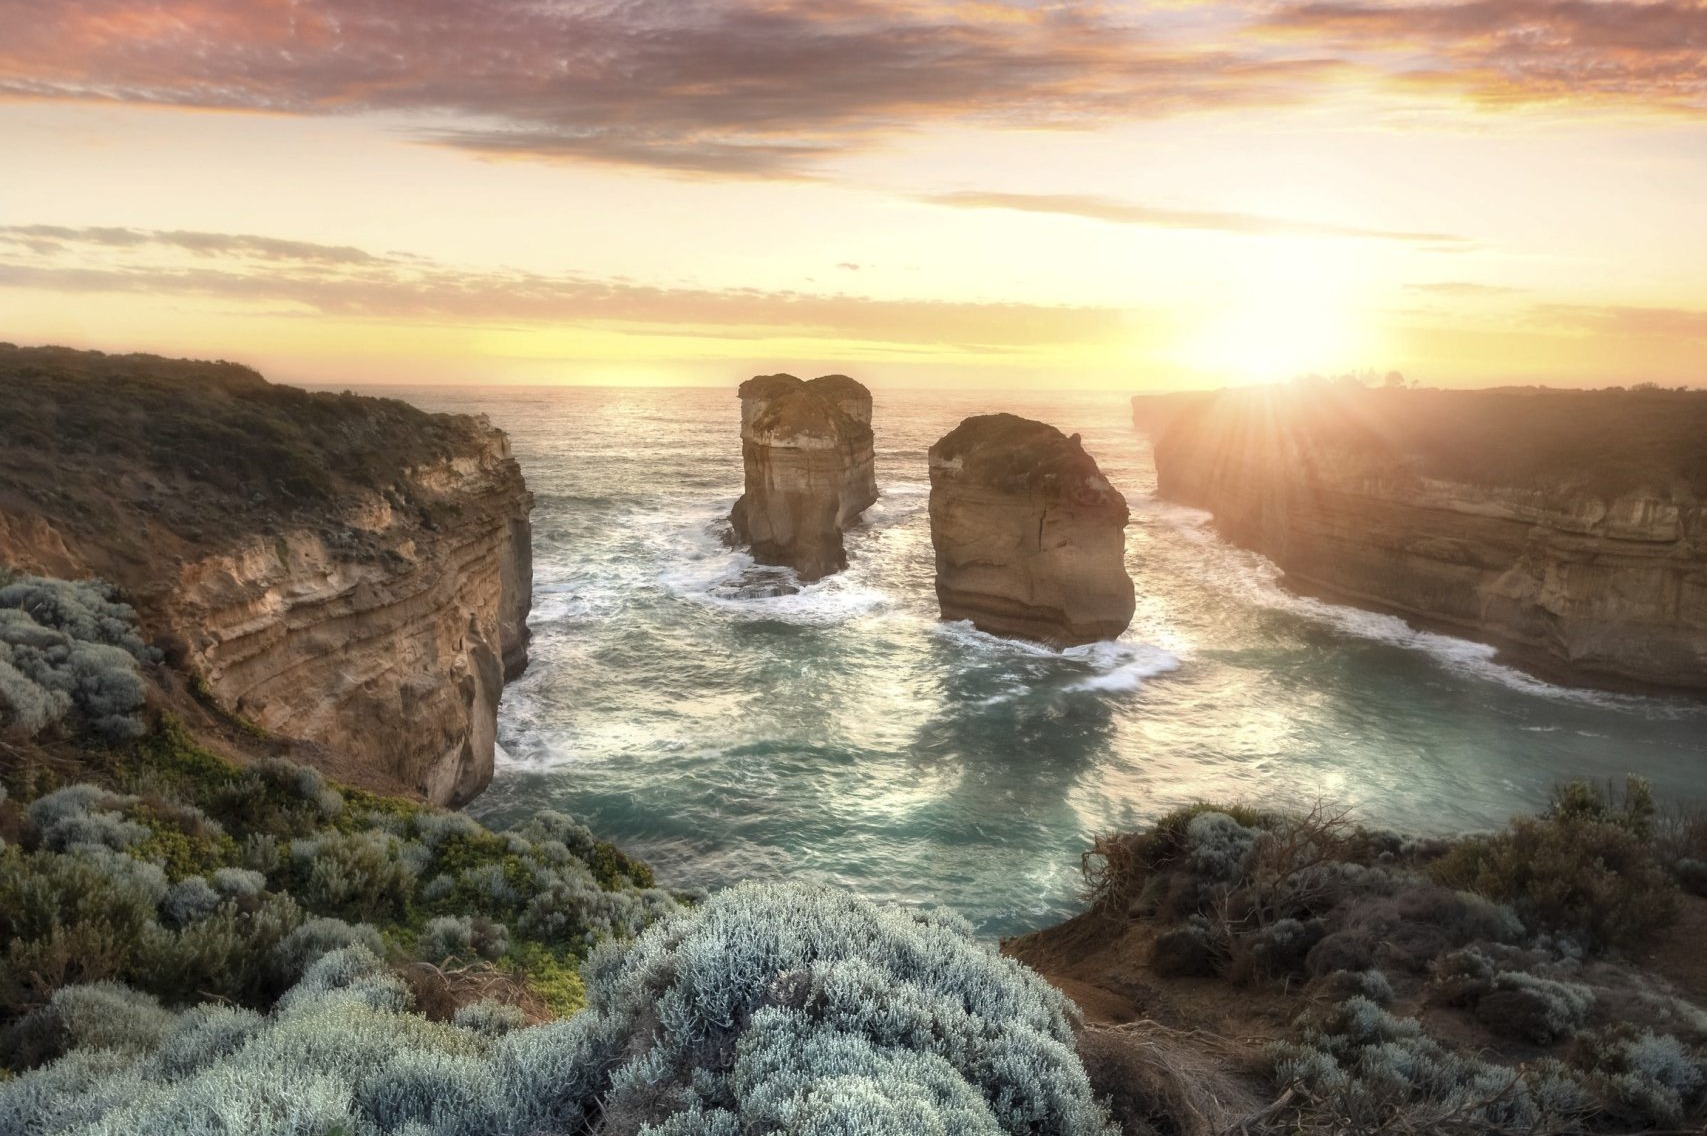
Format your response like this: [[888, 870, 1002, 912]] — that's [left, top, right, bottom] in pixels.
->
[[928, 413, 1135, 647], [729, 373, 879, 582]]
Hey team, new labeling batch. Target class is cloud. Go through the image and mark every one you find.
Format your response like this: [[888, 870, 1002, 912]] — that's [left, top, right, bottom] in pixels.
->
[[1263, 1, 1707, 114], [0, 1, 1698, 181], [0, 0, 1345, 176], [1528, 302, 1707, 340], [1405, 281, 1525, 295], [919, 190, 1469, 245], [0, 223, 1123, 348], [0, 225, 380, 265]]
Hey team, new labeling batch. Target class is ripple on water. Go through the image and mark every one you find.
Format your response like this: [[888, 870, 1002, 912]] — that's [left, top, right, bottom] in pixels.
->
[[378, 385, 1707, 938]]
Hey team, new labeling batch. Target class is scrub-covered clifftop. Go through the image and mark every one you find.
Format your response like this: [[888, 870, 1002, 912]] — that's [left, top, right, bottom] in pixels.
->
[[1132, 383, 1707, 693], [0, 344, 533, 805], [1006, 784, 1707, 1135]]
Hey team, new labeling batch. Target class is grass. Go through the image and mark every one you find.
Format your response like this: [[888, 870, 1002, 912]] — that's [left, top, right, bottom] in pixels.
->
[[0, 343, 502, 555]]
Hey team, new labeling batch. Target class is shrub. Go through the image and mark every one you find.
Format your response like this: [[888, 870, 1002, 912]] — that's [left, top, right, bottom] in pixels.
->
[[1570, 1027, 1707, 1129], [1226, 917, 1325, 984], [272, 918, 386, 985], [418, 916, 509, 963], [579, 880, 1116, 1136], [1270, 997, 1557, 1134], [1430, 779, 1678, 948], [1186, 811, 1259, 882], [30, 788, 151, 854], [1328, 886, 1524, 975], [452, 1001, 526, 1038], [159, 876, 223, 928], [1473, 972, 1594, 1045], [149, 1004, 266, 1079], [209, 867, 265, 899], [0, 884, 1117, 1136], [0, 577, 153, 742], [1150, 916, 1222, 978], [211, 758, 344, 840], [293, 829, 415, 920], [1311, 968, 1395, 1006]]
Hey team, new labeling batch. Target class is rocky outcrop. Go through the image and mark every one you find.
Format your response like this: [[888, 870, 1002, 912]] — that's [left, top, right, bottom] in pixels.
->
[[729, 373, 878, 581], [1135, 385, 1707, 693], [157, 437, 532, 806], [928, 414, 1135, 647], [0, 345, 533, 804]]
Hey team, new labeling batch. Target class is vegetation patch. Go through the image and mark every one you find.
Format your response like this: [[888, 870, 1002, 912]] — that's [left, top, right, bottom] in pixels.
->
[[0, 575, 156, 743], [0, 884, 1117, 1135], [0, 712, 683, 1090], [1078, 784, 1707, 1133]]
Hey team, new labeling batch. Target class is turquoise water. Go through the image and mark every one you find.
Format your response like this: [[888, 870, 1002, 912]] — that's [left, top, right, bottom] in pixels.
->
[[384, 385, 1707, 937]]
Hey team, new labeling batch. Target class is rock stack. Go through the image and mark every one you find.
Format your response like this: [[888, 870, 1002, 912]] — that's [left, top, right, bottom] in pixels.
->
[[928, 413, 1134, 646], [729, 373, 879, 582]]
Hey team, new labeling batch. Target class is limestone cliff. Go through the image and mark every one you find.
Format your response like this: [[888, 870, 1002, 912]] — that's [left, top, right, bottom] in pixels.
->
[[729, 373, 878, 582], [928, 414, 1135, 647], [0, 344, 532, 804], [1134, 384, 1707, 693]]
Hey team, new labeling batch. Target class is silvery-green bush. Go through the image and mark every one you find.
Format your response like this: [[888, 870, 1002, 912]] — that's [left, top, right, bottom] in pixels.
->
[[1186, 811, 1258, 882], [419, 915, 509, 963], [579, 881, 1115, 1135], [1574, 1027, 1707, 1128], [1271, 996, 1553, 1134], [0, 576, 154, 741], [0, 884, 1117, 1136]]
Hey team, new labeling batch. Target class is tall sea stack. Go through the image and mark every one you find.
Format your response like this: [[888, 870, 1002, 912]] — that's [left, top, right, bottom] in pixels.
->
[[729, 373, 879, 582], [928, 413, 1135, 647]]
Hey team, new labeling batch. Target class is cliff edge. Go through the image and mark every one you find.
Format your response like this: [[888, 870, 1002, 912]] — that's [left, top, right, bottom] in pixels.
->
[[0, 344, 533, 805], [728, 373, 878, 582], [1133, 383, 1707, 693], [929, 413, 1135, 647]]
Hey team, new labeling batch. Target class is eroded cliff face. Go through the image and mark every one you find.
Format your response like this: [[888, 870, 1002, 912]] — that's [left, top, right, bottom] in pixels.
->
[[729, 373, 878, 582], [1139, 387, 1707, 693], [161, 436, 531, 806], [929, 413, 1135, 647], [0, 346, 533, 804]]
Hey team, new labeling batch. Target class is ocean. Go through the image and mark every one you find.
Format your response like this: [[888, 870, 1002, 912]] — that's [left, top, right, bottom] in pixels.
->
[[380, 384, 1707, 937]]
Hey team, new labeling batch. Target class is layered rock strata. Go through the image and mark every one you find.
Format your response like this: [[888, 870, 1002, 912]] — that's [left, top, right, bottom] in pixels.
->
[[1134, 385, 1707, 693], [729, 373, 878, 581], [0, 345, 533, 804], [928, 414, 1135, 647]]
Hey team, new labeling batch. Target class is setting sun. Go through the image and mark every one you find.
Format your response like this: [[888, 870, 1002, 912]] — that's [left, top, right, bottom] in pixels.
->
[[1172, 247, 1373, 385]]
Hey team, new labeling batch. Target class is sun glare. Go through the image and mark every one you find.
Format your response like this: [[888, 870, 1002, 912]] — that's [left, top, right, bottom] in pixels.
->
[[1171, 247, 1370, 385]]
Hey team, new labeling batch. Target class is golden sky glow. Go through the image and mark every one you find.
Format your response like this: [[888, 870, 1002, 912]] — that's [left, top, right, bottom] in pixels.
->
[[1, 1, 1704, 389]]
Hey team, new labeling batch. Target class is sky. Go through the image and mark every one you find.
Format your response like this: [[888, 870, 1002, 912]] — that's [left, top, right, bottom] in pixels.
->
[[1, 0, 1704, 390]]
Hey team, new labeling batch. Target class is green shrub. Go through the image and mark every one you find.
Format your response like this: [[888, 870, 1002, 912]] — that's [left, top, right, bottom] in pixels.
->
[[273, 918, 386, 986], [291, 829, 416, 921], [1430, 780, 1678, 948], [418, 915, 509, 964], [0, 577, 154, 743]]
